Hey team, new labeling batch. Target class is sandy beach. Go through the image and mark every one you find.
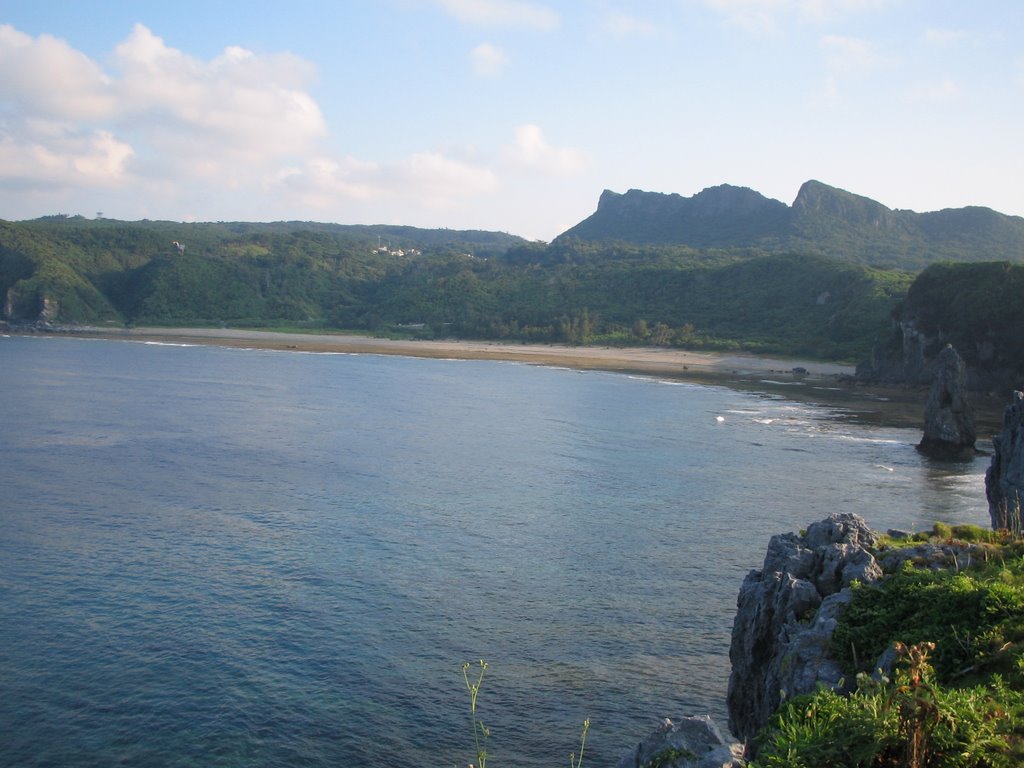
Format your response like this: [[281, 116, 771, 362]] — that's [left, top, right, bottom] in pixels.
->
[[71, 326, 856, 378]]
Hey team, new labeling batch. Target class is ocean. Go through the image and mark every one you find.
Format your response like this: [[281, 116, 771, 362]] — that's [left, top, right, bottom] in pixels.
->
[[0, 334, 991, 767]]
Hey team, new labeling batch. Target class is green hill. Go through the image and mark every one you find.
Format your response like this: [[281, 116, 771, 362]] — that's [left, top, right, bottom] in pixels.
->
[[1, 216, 910, 361], [557, 180, 1024, 271]]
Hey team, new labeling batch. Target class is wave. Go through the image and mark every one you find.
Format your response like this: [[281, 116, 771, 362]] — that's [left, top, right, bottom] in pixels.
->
[[140, 341, 201, 348]]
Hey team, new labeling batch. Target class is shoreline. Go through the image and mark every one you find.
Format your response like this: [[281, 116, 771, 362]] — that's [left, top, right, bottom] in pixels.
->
[[10, 324, 1008, 434], [28, 325, 859, 377]]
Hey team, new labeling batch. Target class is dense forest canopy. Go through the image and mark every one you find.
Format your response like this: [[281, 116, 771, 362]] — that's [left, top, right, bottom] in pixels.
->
[[0, 215, 914, 361]]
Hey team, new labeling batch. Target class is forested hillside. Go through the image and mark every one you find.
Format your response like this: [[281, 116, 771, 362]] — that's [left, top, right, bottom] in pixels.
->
[[558, 180, 1024, 270], [1, 216, 911, 361]]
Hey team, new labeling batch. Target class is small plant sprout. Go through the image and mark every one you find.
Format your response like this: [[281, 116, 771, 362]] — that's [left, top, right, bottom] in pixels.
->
[[570, 718, 590, 768], [461, 661, 591, 768], [463, 660, 490, 768]]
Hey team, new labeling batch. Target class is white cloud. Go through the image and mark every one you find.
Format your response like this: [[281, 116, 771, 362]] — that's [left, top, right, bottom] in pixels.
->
[[503, 124, 589, 175], [602, 12, 660, 38], [0, 128, 134, 190], [701, 0, 895, 35], [820, 34, 888, 74], [470, 42, 509, 76], [924, 28, 964, 45], [277, 151, 498, 212], [0, 23, 329, 199], [112, 24, 326, 164], [0, 22, 514, 223], [701, 0, 789, 34], [399, 152, 500, 205], [908, 79, 961, 104], [0, 24, 114, 120], [434, 0, 559, 30]]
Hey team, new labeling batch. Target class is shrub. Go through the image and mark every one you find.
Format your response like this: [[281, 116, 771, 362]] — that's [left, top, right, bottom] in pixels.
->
[[752, 642, 1017, 768], [832, 558, 1024, 681]]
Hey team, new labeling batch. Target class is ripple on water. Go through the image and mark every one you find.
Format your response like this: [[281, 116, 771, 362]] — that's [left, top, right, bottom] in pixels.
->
[[0, 336, 992, 767]]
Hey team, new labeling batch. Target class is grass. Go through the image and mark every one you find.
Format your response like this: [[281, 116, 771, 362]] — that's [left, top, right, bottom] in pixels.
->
[[462, 660, 590, 768], [752, 525, 1024, 767]]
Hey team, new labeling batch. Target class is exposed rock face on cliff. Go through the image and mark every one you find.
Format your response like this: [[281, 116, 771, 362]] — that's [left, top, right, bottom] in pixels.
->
[[855, 316, 937, 387], [726, 513, 882, 747], [857, 261, 1024, 394], [3, 286, 59, 324], [986, 391, 1024, 534], [557, 185, 791, 248], [621, 513, 1002, 764], [917, 345, 976, 458], [555, 180, 1024, 270]]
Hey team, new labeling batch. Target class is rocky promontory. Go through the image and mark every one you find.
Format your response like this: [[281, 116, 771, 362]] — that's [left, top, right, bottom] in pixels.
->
[[617, 513, 885, 766], [727, 513, 882, 747], [620, 510, 1017, 766]]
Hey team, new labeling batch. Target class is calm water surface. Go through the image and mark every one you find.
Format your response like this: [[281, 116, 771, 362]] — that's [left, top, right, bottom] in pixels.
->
[[0, 335, 990, 767]]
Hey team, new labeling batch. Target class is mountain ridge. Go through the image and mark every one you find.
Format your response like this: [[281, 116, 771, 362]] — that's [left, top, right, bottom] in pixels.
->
[[556, 180, 1024, 270]]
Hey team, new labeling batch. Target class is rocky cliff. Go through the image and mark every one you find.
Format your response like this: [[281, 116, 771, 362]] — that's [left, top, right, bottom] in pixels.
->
[[617, 513, 886, 767], [555, 181, 1024, 270], [559, 185, 791, 249], [857, 261, 1024, 394], [986, 391, 1024, 535], [855, 316, 936, 387], [620, 512, 1010, 766], [726, 513, 882, 747]]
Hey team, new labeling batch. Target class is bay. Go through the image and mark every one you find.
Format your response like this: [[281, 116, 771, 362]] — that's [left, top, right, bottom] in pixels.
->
[[0, 335, 989, 767]]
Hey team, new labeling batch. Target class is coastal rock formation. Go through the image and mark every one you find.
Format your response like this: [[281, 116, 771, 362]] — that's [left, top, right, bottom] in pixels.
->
[[615, 716, 744, 768], [857, 262, 1024, 394], [3, 286, 59, 325], [856, 316, 938, 387], [917, 344, 976, 458], [726, 513, 882, 747], [986, 391, 1024, 534]]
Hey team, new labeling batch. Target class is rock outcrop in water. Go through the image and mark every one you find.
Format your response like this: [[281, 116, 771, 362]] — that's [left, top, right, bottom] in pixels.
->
[[986, 391, 1024, 534], [726, 513, 882, 748], [615, 716, 744, 768], [917, 344, 976, 458]]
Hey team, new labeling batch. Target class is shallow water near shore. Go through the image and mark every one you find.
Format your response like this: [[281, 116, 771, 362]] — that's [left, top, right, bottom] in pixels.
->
[[0, 335, 991, 767]]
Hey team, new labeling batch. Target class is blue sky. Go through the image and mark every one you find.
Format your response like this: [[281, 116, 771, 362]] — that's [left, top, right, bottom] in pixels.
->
[[1, 1, 1021, 240]]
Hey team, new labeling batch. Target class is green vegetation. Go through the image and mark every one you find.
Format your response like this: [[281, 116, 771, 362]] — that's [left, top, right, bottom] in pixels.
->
[[461, 660, 589, 768], [6, 208, 1023, 370], [558, 182, 1024, 271], [463, 660, 492, 768], [752, 528, 1024, 767], [754, 642, 1021, 768], [1, 216, 914, 361], [642, 746, 696, 768], [887, 261, 1024, 379]]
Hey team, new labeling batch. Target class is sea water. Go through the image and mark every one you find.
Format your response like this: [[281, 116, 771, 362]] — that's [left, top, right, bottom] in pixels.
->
[[0, 335, 990, 767]]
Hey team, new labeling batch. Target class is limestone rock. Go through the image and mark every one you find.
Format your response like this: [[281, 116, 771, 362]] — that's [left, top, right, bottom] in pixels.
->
[[726, 513, 881, 747], [986, 391, 1024, 534], [615, 716, 744, 768], [917, 344, 976, 458]]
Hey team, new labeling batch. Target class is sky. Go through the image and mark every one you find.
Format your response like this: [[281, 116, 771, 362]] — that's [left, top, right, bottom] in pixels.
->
[[1, 1, 1022, 241]]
